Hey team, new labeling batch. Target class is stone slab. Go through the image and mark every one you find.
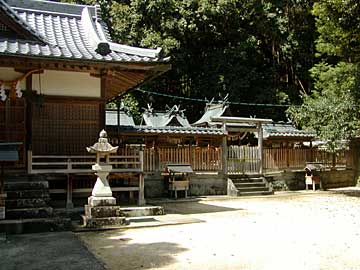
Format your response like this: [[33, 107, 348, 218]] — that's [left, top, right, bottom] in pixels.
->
[[6, 198, 49, 209], [121, 206, 165, 217], [4, 181, 49, 191], [6, 190, 50, 199], [85, 205, 124, 218], [5, 207, 53, 219], [82, 215, 128, 228], [88, 196, 116, 207]]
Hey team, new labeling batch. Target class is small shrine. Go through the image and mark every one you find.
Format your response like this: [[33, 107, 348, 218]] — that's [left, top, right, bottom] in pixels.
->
[[82, 130, 128, 228]]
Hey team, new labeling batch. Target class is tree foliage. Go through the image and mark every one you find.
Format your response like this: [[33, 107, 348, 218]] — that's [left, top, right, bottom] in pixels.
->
[[288, 0, 360, 150], [64, 0, 316, 121]]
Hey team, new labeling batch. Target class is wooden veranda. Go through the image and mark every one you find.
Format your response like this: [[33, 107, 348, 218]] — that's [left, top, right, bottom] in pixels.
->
[[27, 150, 145, 207]]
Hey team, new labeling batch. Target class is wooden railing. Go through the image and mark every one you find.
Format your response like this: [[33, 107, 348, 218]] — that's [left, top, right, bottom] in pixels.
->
[[28, 151, 143, 174], [28, 146, 353, 175], [264, 148, 352, 171]]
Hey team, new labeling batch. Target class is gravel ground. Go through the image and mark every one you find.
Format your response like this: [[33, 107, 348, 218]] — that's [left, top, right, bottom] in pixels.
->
[[78, 190, 360, 270]]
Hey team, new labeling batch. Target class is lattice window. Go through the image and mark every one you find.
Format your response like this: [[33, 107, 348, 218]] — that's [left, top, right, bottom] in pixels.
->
[[32, 102, 101, 155]]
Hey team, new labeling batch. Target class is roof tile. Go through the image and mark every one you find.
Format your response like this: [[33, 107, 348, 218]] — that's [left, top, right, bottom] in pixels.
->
[[0, 0, 168, 63]]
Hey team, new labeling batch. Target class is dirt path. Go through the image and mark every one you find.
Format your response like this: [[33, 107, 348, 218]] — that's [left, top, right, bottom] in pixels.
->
[[78, 190, 360, 270]]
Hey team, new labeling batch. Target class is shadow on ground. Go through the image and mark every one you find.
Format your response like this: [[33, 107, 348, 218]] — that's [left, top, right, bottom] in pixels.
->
[[330, 189, 360, 198], [160, 201, 243, 215], [78, 231, 188, 270], [0, 232, 105, 270]]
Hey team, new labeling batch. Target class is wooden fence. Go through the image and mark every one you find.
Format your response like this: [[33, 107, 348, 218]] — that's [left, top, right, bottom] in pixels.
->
[[227, 145, 260, 174], [263, 148, 352, 172], [117, 146, 222, 172], [117, 146, 352, 173], [28, 146, 352, 175]]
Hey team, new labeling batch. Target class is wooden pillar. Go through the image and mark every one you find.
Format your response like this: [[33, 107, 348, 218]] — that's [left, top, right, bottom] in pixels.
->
[[99, 75, 106, 130], [258, 123, 263, 175], [138, 173, 145, 206], [66, 174, 74, 209], [222, 122, 228, 175], [154, 138, 160, 173]]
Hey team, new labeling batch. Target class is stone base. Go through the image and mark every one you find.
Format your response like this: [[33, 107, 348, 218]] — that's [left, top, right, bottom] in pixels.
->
[[85, 205, 124, 219], [82, 215, 128, 228], [83, 196, 129, 228], [88, 196, 116, 207]]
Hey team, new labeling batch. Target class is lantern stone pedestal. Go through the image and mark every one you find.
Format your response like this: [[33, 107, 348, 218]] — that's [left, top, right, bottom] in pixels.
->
[[82, 130, 128, 228]]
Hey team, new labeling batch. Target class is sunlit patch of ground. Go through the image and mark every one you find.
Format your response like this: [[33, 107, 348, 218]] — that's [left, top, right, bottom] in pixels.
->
[[79, 189, 360, 270]]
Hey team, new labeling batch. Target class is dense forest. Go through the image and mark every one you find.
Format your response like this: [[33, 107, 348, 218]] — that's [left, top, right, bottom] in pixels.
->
[[64, 0, 359, 148]]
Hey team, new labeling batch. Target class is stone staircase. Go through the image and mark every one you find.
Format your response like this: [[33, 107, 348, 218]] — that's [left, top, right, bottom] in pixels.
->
[[0, 173, 71, 234], [228, 174, 273, 196]]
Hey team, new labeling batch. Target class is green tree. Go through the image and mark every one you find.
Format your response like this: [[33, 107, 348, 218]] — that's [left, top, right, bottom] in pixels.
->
[[65, 0, 316, 121], [288, 62, 360, 151], [288, 0, 360, 151]]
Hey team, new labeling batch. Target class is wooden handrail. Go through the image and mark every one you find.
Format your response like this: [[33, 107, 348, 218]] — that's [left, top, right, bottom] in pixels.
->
[[28, 150, 144, 174]]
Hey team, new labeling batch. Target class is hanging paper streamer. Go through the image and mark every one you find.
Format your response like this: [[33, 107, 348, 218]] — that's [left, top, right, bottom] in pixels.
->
[[15, 80, 22, 98], [0, 84, 7, 101]]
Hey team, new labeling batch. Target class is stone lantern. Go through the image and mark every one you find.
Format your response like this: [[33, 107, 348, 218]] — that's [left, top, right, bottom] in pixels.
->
[[82, 130, 127, 228], [86, 129, 118, 200]]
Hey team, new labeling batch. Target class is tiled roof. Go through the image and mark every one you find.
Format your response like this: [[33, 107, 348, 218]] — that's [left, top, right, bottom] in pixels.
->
[[0, 0, 168, 63], [263, 123, 314, 139], [107, 125, 226, 136]]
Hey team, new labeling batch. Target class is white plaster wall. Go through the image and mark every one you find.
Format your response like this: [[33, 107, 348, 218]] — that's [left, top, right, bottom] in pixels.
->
[[32, 70, 101, 97], [0, 67, 26, 89]]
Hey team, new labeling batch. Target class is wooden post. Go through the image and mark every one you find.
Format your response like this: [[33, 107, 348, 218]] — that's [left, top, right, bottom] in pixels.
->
[[258, 123, 263, 175], [66, 174, 74, 209], [0, 163, 4, 195], [27, 150, 32, 174], [222, 122, 228, 175], [138, 173, 145, 206], [139, 150, 144, 172]]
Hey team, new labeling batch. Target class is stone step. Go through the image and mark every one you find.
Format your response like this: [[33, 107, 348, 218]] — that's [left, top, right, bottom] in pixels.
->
[[4, 173, 44, 182], [0, 217, 71, 234], [5, 207, 53, 219], [234, 182, 267, 188], [231, 177, 265, 183], [84, 205, 125, 219], [121, 206, 165, 217], [4, 181, 49, 191], [237, 190, 274, 196], [236, 187, 270, 193], [81, 215, 129, 228], [5, 190, 50, 199], [6, 198, 50, 209], [229, 174, 263, 179]]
